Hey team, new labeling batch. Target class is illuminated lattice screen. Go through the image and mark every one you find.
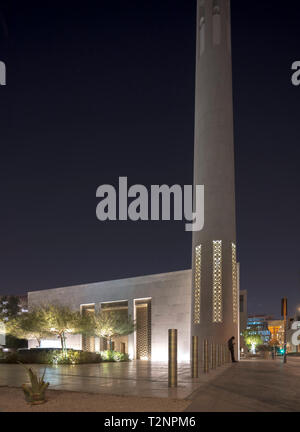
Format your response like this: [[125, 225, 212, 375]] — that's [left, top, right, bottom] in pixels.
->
[[213, 241, 223, 323], [193, 245, 202, 324], [232, 243, 238, 324]]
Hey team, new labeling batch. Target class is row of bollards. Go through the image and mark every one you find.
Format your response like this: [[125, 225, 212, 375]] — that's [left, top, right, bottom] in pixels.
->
[[168, 330, 232, 388], [191, 336, 231, 379]]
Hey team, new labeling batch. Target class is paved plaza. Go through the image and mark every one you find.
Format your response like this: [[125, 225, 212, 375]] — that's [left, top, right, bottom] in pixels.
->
[[0, 360, 230, 400], [1, 358, 300, 411], [187, 357, 300, 412]]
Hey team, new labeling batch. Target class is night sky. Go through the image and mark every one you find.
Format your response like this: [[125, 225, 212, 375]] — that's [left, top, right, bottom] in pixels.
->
[[0, 0, 299, 318]]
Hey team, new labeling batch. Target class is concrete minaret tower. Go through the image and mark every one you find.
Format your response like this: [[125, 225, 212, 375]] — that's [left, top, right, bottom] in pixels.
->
[[191, 0, 238, 358]]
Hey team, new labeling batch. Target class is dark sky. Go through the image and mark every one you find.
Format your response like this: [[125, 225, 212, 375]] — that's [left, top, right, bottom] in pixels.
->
[[0, 0, 299, 318]]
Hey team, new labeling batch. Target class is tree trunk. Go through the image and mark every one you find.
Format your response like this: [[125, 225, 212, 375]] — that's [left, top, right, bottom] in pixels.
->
[[37, 338, 41, 347], [60, 332, 67, 355]]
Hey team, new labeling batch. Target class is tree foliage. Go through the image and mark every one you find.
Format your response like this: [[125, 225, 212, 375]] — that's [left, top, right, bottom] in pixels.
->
[[93, 310, 135, 350], [6, 309, 52, 347], [242, 327, 263, 349], [40, 304, 90, 352]]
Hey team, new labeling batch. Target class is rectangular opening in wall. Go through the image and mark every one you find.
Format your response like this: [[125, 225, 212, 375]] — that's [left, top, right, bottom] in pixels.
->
[[81, 304, 95, 352], [100, 300, 129, 353], [135, 299, 151, 360]]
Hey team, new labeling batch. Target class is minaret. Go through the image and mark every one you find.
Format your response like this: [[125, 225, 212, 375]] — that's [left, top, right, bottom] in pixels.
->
[[191, 0, 238, 358]]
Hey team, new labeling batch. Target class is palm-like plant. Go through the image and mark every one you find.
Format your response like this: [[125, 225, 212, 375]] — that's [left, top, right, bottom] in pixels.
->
[[21, 364, 49, 405]]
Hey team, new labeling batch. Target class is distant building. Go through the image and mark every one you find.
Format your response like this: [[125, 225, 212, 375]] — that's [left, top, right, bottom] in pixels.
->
[[240, 290, 247, 332], [247, 315, 272, 345], [268, 320, 284, 348], [239, 290, 247, 353], [0, 295, 28, 347], [0, 295, 28, 322]]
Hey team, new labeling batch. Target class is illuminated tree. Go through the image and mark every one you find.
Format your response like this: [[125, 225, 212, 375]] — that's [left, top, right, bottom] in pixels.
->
[[93, 310, 135, 350], [242, 327, 263, 354], [41, 305, 92, 353], [6, 309, 52, 347]]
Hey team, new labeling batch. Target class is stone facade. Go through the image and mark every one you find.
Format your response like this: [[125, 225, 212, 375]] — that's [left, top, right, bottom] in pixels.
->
[[28, 270, 192, 363]]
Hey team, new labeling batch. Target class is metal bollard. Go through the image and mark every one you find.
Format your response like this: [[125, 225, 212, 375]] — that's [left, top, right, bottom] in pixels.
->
[[191, 336, 199, 378], [168, 329, 178, 388], [203, 339, 209, 373], [211, 342, 216, 370], [217, 344, 221, 367]]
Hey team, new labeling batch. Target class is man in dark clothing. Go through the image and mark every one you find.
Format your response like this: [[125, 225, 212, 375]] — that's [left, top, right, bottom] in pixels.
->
[[228, 336, 237, 363]]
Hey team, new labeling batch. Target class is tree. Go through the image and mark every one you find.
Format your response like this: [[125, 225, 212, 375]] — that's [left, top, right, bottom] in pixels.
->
[[6, 309, 52, 347], [242, 328, 263, 354], [40, 305, 88, 353], [93, 310, 135, 350]]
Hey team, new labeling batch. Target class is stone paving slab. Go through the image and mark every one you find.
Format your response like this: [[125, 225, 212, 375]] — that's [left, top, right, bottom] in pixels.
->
[[0, 361, 231, 400], [186, 358, 300, 412]]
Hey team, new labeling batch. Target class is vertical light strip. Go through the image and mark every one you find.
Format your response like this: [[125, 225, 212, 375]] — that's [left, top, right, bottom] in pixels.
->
[[193, 245, 202, 324], [213, 241, 223, 323], [232, 243, 238, 324]]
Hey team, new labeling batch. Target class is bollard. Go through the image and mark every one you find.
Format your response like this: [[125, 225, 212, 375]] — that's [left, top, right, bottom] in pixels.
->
[[211, 342, 216, 370], [223, 344, 226, 364], [168, 329, 178, 388], [220, 344, 223, 365], [203, 339, 209, 373], [191, 336, 199, 378], [217, 344, 221, 367]]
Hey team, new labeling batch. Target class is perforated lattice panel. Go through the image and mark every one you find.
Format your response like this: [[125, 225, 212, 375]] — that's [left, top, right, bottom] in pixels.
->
[[194, 245, 202, 324], [136, 302, 151, 360], [213, 241, 223, 323], [232, 243, 238, 324]]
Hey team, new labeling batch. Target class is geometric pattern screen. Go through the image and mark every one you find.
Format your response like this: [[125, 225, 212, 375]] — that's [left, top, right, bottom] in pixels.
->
[[232, 243, 238, 324], [136, 301, 151, 360], [212, 240, 223, 323], [193, 245, 202, 325]]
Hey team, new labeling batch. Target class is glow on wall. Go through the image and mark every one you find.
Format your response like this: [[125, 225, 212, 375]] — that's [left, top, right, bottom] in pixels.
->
[[193, 245, 202, 325], [213, 240, 223, 323]]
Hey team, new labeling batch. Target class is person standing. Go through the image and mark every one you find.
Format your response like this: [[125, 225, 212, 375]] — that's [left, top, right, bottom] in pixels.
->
[[228, 336, 238, 363]]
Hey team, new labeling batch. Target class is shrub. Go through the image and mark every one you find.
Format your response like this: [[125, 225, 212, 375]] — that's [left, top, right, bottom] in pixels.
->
[[0, 348, 129, 364], [51, 350, 101, 365], [101, 350, 129, 362], [0, 349, 101, 365]]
